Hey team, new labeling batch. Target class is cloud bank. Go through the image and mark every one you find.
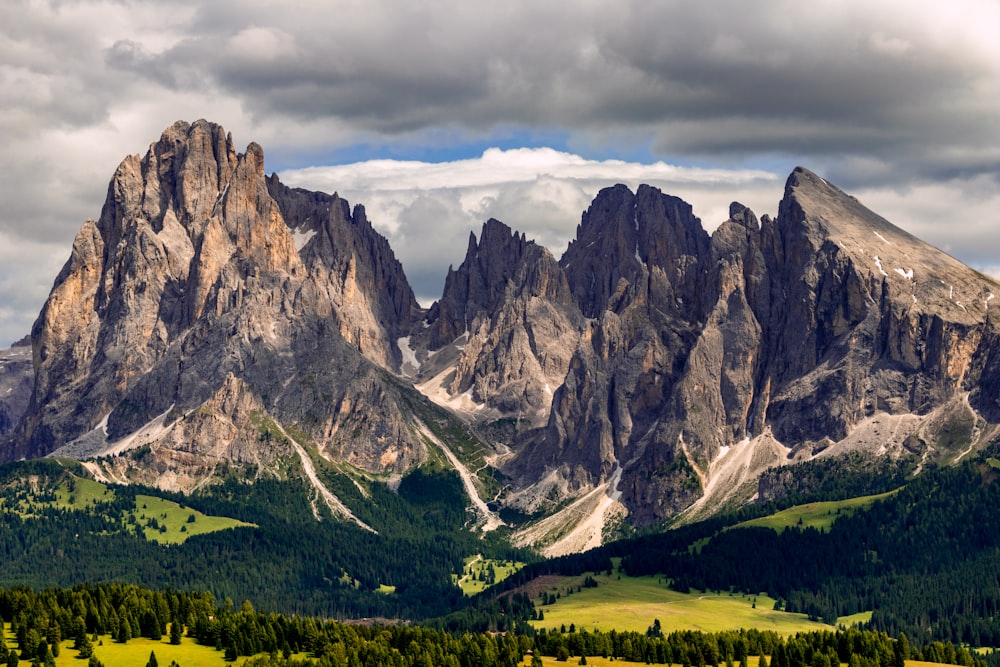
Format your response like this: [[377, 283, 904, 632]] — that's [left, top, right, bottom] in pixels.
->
[[0, 0, 998, 344]]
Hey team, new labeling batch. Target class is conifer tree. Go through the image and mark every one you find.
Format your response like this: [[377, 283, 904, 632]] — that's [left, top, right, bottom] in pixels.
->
[[169, 619, 182, 645]]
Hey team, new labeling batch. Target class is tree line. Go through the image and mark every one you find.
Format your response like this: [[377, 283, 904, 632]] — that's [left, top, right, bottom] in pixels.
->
[[0, 583, 995, 667]]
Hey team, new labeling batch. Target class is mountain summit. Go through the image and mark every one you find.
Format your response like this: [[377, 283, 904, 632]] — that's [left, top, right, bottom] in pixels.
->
[[3, 123, 999, 554], [10, 121, 429, 511]]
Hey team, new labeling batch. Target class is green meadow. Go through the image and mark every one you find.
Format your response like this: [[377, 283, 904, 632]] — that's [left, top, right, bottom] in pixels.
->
[[454, 555, 525, 596], [529, 569, 841, 635], [134, 494, 254, 544], [731, 490, 900, 533], [0, 469, 253, 545], [3, 623, 287, 667]]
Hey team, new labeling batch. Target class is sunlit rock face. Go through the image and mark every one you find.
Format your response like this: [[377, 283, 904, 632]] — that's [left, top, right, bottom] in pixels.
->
[[8, 120, 426, 486]]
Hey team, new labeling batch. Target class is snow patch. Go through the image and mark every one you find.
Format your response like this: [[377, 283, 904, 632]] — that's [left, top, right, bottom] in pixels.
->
[[873, 231, 891, 245], [874, 256, 888, 277], [292, 229, 316, 250], [895, 267, 913, 280], [96, 412, 110, 437], [987, 294, 995, 308], [397, 336, 420, 376]]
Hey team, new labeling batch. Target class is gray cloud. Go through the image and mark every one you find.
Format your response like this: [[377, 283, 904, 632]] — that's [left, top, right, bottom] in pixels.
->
[[0, 0, 998, 345]]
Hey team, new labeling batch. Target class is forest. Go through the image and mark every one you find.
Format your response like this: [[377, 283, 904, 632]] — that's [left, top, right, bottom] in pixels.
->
[[5, 446, 1000, 649], [0, 582, 993, 667], [0, 459, 531, 621]]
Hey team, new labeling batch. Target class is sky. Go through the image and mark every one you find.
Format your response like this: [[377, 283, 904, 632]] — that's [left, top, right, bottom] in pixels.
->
[[1, 0, 999, 347]]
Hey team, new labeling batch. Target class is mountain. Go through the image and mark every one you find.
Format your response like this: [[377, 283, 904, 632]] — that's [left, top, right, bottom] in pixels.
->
[[7, 121, 445, 513], [497, 169, 1000, 537], [0, 337, 32, 436], [3, 121, 999, 556]]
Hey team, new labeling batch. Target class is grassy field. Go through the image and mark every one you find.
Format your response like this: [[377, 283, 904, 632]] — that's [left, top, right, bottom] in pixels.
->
[[454, 555, 525, 595], [57, 475, 115, 508], [135, 494, 254, 545], [732, 490, 900, 533], [0, 467, 253, 545], [2, 623, 298, 667], [529, 569, 842, 635]]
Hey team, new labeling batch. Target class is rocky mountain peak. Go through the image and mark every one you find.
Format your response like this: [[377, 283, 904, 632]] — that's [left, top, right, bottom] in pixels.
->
[[560, 183, 710, 319], [426, 218, 535, 349], [9, 121, 426, 482]]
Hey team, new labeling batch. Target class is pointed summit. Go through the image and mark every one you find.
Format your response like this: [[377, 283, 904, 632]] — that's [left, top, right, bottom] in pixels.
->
[[10, 121, 427, 489]]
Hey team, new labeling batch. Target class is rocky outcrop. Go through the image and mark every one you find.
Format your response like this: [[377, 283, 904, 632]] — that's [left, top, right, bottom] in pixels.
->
[[4, 117, 999, 543], [0, 338, 33, 437], [414, 219, 584, 425], [7, 120, 428, 486]]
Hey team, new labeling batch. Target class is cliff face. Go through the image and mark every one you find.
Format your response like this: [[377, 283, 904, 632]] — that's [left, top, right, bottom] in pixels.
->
[[413, 219, 584, 426], [496, 169, 1000, 529], [4, 120, 998, 547], [0, 338, 33, 437], [10, 120, 425, 486]]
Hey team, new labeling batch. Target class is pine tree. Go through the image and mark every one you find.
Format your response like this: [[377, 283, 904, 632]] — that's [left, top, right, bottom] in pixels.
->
[[77, 633, 93, 659], [145, 650, 158, 667], [169, 620, 182, 645], [894, 634, 910, 667], [117, 618, 131, 644]]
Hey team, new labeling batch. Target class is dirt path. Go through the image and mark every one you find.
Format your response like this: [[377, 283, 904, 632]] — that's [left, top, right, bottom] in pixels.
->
[[414, 419, 505, 531]]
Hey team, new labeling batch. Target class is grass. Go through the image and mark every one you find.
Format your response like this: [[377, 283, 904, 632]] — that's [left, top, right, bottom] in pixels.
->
[[56, 476, 115, 508], [837, 611, 874, 627], [0, 467, 253, 546], [3, 623, 299, 667], [529, 569, 843, 635], [134, 494, 255, 545], [732, 490, 900, 533], [453, 555, 526, 596]]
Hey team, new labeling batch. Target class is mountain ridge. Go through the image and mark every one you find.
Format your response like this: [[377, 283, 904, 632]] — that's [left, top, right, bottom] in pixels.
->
[[2, 121, 998, 555]]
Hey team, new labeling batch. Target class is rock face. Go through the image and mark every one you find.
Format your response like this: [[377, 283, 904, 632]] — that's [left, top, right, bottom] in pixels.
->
[[0, 337, 33, 437], [415, 219, 584, 426], [4, 119, 999, 547], [499, 168, 1000, 528], [9, 120, 426, 485]]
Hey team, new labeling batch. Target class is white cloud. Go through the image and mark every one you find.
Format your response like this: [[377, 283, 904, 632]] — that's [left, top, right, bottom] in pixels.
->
[[281, 149, 782, 304]]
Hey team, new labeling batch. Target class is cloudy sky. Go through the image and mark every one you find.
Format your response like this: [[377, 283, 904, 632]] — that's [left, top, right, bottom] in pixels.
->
[[1, 0, 998, 346]]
